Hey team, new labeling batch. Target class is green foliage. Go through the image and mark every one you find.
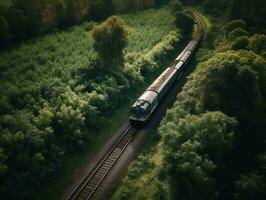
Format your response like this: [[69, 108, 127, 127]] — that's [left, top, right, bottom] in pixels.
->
[[229, 0, 266, 33], [248, 34, 266, 54], [204, 26, 219, 49], [197, 51, 265, 122], [161, 111, 237, 165], [169, 0, 183, 14], [113, 0, 155, 12], [116, 40, 266, 200], [158, 111, 237, 200], [92, 16, 128, 68], [123, 31, 181, 84], [154, 0, 170, 7], [115, 3, 266, 200], [234, 173, 266, 200], [89, 0, 114, 20], [174, 11, 194, 35], [228, 28, 249, 40], [0, 16, 9, 45], [223, 19, 247, 35], [231, 36, 249, 50], [0, 7, 178, 199]]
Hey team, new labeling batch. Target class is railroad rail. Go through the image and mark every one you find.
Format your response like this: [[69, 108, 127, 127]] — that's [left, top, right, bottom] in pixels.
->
[[66, 123, 137, 200], [66, 12, 204, 200]]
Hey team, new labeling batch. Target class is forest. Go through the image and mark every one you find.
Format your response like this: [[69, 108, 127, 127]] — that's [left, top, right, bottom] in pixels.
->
[[0, 0, 266, 199], [114, 0, 266, 200], [0, 0, 171, 48], [0, 0, 186, 199]]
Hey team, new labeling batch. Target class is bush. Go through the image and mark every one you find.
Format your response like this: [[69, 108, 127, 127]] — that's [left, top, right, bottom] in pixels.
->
[[154, 0, 170, 7], [0, 16, 9, 45], [175, 11, 194, 35], [231, 36, 249, 50], [223, 19, 247, 34], [204, 27, 219, 49], [89, 0, 114, 20], [169, 0, 183, 13], [228, 28, 249, 40], [234, 173, 266, 200], [248, 34, 266, 54]]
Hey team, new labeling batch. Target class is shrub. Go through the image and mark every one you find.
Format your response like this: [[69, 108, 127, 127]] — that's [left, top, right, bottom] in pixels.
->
[[228, 28, 249, 40], [248, 34, 266, 54], [222, 19, 247, 34], [204, 27, 219, 49], [169, 0, 183, 13], [154, 0, 170, 7], [0, 16, 9, 45], [175, 11, 194, 35], [89, 0, 114, 20], [231, 36, 249, 50]]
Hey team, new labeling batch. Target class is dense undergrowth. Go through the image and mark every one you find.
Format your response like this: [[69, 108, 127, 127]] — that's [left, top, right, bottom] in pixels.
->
[[0, 7, 182, 199], [113, 1, 266, 200]]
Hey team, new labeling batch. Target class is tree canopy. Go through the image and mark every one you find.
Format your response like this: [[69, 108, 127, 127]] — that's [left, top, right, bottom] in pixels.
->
[[92, 16, 128, 69]]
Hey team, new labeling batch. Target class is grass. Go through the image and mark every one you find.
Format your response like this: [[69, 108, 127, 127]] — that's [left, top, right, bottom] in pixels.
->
[[0, 7, 175, 99]]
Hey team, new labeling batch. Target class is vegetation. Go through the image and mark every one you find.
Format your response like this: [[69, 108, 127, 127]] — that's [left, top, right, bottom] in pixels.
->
[[1, 0, 265, 199], [0, 6, 180, 199], [174, 11, 194, 35], [114, 1, 266, 200], [0, 0, 172, 48], [92, 16, 128, 68]]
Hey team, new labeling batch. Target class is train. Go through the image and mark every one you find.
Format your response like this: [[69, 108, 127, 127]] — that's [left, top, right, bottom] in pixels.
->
[[130, 14, 204, 123]]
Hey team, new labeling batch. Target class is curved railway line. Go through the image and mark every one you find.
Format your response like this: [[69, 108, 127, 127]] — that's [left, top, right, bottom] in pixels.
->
[[66, 13, 204, 200]]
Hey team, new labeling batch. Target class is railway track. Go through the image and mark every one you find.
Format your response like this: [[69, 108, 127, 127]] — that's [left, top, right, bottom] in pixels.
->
[[66, 123, 137, 200], [66, 12, 204, 200]]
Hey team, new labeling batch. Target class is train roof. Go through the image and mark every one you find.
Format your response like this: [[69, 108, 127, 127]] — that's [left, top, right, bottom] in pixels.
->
[[147, 67, 177, 94]]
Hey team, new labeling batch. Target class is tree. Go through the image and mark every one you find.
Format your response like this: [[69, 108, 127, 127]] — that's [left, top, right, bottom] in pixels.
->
[[228, 28, 249, 40], [196, 51, 266, 159], [234, 173, 266, 200], [231, 36, 249, 50], [175, 11, 194, 35], [229, 0, 250, 20], [5, 8, 28, 40], [15, 0, 42, 35], [170, 0, 183, 13], [154, 0, 170, 7], [222, 19, 247, 34], [89, 0, 114, 20], [92, 16, 128, 70], [159, 111, 237, 199], [248, 34, 266, 54], [0, 16, 9, 45]]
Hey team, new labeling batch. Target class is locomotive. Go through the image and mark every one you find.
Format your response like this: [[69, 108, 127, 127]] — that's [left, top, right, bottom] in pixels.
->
[[130, 14, 204, 123]]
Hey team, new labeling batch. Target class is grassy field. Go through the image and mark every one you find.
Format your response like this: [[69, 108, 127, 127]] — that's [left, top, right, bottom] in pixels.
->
[[0, 7, 175, 100]]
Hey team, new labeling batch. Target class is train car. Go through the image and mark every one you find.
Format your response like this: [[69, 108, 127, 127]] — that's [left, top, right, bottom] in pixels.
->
[[130, 14, 204, 123], [130, 90, 159, 122]]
